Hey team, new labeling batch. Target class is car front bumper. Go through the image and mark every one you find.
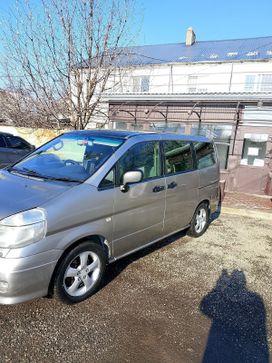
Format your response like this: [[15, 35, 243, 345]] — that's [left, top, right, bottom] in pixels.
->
[[0, 250, 61, 304]]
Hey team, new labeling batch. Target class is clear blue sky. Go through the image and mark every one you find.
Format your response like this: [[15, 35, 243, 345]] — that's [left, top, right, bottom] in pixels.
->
[[0, 0, 271, 46], [137, 0, 272, 45]]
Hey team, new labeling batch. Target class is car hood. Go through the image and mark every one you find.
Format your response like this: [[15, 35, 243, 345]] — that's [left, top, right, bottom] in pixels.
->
[[0, 170, 73, 220]]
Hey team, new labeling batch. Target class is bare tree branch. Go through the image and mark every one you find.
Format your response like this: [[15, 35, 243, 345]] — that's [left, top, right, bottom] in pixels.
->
[[0, 0, 135, 129]]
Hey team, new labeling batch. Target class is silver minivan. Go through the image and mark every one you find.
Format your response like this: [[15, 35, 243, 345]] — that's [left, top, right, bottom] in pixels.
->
[[0, 130, 220, 304]]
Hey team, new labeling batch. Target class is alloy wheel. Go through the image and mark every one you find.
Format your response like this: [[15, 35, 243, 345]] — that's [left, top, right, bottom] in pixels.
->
[[63, 251, 101, 297], [194, 207, 207, 234]]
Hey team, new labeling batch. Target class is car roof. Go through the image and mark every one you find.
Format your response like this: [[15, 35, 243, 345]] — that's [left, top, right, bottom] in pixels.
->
[[64, 129, 211, 142], [65, 129, 145, 139], [159, 133, 210, 142], [0, 131, 13, 137]]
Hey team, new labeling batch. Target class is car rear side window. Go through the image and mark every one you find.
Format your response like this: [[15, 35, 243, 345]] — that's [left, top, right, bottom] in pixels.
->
[[163, 140, 194, 174], [6, 136, 30, 149], [194, 142, 216, 169], [0, 135, 6, 148], [117, 141, 161, 184]]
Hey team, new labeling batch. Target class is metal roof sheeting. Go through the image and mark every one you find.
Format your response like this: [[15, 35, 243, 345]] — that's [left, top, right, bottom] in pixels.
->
[[114, 36, 272, 66], [106, 92, 272, 104]]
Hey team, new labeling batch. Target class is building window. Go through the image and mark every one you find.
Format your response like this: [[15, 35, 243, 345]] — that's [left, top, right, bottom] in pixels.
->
[[215, 142, 230, 170], [191, 124, 232, 169], [244, 75, 255, 92], [151, 122, 186, 133], [259, 74, 272, 92], [187, 75, 198, 93], [141, 76, 150, 92], [241, 134, 268, 166], [197, 88, 208, 93], [244, 74, 272, 92], [132, 76, 150, 93], [114, 121, 128, 130], [132, 77, 140, 92], [132, 123, 144, 131]]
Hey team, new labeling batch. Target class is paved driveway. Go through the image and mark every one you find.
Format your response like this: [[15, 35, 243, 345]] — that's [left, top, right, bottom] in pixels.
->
[[0, 214, 271, 362]]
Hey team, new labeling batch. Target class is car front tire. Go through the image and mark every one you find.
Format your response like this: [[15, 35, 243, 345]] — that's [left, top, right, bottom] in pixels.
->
[[53, 241, 106, 304]]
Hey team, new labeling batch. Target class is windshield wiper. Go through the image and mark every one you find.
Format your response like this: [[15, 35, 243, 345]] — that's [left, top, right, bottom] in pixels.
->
[[40, 176, 82, 183], [9, 167, 81, 183], [9, 167, 44, 178]]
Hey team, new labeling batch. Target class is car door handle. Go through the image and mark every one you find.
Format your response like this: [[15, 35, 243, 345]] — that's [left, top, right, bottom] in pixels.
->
[[153, 185, 165, 193], [167, 181, 178, 189]]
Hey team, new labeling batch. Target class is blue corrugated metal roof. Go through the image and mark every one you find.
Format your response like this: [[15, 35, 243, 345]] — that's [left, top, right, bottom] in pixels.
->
[[114, 36, 272, 66]]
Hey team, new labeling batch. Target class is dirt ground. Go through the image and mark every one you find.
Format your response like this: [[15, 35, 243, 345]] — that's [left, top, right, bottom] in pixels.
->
[[0, 213, 271, 363], [223, 192, 272, 212]]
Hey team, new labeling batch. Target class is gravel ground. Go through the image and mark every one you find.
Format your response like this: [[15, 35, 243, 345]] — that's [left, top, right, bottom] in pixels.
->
[[0, 214, 272, 363]]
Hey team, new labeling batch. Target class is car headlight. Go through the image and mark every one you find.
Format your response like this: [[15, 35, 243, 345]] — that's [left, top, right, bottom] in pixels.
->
[[0, 209, 47, 248]]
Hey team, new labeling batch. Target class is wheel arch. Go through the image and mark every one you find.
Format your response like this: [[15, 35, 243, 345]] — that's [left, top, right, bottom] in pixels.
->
[[191, 199, 211, 225], [197, 199, 210, 213], [47, 234, 110, 297]]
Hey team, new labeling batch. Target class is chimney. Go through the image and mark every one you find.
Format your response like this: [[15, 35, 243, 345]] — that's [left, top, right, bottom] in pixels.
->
[[186, 27, 196, 46]]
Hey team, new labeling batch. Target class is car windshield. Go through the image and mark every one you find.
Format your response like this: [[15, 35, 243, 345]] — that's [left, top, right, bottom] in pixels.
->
[[11, 133, 124, 182]]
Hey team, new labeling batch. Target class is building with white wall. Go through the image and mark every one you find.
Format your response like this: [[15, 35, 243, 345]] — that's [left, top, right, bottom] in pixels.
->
[[87, 28, 272, 195]]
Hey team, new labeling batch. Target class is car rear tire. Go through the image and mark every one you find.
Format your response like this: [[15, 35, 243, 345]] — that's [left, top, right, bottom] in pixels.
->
[[53, 241, 106, 304], [187, 202, 209, 238]]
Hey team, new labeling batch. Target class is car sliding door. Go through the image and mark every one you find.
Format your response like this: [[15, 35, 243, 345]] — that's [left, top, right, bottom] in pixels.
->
[[163, 140, 199, 235], [194, 141, 220, 212]]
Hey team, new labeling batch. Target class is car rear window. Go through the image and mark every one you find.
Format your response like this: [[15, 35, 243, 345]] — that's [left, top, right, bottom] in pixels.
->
[[194, 142, 216, 169], [163, 140, 194, 174]]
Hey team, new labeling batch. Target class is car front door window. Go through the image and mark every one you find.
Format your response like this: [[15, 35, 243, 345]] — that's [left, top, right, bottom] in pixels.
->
[[99, 168, 115, 189], [117, 141, 161, 184]]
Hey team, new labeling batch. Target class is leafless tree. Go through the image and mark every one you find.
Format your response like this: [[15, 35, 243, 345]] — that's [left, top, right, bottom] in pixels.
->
[[0, 0, 135, 129], [0, 89, 43, 127]]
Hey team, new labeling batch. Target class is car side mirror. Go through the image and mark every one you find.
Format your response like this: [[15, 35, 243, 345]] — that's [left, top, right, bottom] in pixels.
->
[[120, 170, 143, 193]]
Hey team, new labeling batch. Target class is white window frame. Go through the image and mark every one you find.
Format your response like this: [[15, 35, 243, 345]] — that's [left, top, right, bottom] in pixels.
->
[[240, 134, 268, 167], [132, 76, 150, 93], [244, 74, 272, 92]]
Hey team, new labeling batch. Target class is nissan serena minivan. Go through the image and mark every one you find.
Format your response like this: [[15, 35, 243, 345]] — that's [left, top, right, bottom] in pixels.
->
[[0, 130, 220, 304]]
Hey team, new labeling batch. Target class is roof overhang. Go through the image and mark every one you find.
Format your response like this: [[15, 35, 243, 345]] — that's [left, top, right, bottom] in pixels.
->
[[104, 92, 272, 106]]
